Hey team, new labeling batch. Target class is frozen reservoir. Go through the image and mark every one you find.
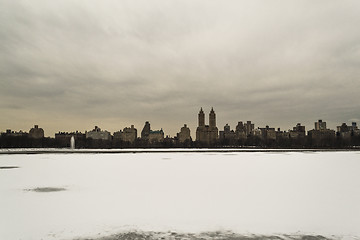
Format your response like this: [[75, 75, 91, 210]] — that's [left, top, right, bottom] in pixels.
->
[[0, 150, 359, 240]]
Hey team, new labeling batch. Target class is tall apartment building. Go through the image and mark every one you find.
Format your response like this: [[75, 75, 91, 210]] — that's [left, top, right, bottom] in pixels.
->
[[177, 124, 191, 143], [196, 107, 218, 144], [290, 123, 306, 138], [308, 120, 335, 147], [315, 119, 327, 131]]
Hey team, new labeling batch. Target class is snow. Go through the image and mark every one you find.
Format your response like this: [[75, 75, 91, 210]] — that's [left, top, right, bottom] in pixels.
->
[[0, 151, 360, 240]]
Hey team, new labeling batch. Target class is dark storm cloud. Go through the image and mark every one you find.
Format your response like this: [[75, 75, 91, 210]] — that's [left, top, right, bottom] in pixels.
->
[[1, 0, 360, 136]]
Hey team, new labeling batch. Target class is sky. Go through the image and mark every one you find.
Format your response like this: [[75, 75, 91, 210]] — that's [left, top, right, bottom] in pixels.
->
[[1, 0, 360, 137]]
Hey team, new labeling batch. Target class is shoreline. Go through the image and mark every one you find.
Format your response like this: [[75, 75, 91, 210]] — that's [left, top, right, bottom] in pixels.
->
[[1, 148, 360, 154]]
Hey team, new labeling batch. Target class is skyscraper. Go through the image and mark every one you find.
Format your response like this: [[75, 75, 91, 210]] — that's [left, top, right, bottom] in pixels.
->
[[196, 107, 218, 144]]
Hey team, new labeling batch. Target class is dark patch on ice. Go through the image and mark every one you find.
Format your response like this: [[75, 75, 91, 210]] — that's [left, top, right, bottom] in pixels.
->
[[0, 166, 19, 169], [25, 187, 66, 192], [74, 231, 336, 240], [299, 236, 329, 240]]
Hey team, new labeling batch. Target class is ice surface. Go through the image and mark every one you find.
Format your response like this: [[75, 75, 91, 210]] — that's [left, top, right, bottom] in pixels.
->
[[0, 151, 360, 240]]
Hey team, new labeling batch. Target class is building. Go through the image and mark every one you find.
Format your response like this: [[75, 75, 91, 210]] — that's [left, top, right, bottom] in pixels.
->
[[141, 121, 151, 140], [336, 122, 360, 140], [276, 128, 290, 139], [350, 122, 360, 136], [196, 107, 218, 144], [235, 121, 247, 140], [122, 125, 137, 143], [219, 124, 236, 142], [141, 121, 164, 142], [258, 126, 276, 140], [337, 122, 359, 133], [350, 122, 359, 131], [289, 123, 306, 138], [164, 135, 176, 145], [253, 128, 262, 138], [308, 120, 335, 147], [29, 125, 44, 139], [244, 121, 255, 136], [55, 131, 86, 147], [315, 119, 327, 131], [177, 124, 191, 143], [2, 129, 28, 137], [86, 126, 111, 140], [149, 129, 164, 143], [114, 125, 137, 143], [336, 123, 352, 142]]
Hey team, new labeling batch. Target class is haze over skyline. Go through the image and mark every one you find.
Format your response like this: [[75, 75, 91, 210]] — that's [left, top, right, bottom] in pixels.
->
[[1, 0, 360, 137]]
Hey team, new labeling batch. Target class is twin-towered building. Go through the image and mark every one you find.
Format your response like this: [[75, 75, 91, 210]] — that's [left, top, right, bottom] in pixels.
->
[[196, 107, 218, 144]]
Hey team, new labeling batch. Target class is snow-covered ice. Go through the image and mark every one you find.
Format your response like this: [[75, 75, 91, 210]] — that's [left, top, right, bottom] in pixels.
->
[[0, 151, 359, 240]]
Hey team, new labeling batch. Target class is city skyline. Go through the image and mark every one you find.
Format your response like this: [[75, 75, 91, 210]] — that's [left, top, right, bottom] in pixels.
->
[[2, 107, 359, 149], [1, 107, 358, 140], [1, 106, 360, 139], [1, 1, 360, 137]]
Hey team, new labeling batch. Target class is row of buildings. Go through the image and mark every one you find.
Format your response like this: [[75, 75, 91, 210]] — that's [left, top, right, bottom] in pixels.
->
[[53, 122, 192, 147], [2, 125, 45, 139], [1, 108, 360, 147], [195, 108, 359, 146]]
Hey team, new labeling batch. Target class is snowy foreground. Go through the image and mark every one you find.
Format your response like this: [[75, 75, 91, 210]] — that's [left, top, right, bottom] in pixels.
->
[[0, 150, 360, 240]]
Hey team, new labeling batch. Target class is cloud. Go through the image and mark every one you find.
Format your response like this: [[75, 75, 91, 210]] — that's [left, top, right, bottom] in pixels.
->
[[1, 0, 360, 136]]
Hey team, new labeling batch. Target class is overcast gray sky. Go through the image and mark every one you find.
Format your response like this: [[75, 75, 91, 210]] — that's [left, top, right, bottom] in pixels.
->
[[1, 0, 360, 137]]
